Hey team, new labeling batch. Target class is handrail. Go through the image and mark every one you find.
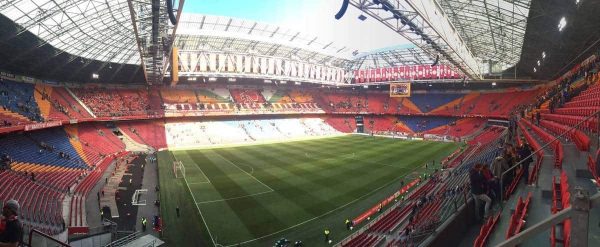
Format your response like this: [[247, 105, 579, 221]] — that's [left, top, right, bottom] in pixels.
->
[[496, 189, 600, 247], [499, 109, 600, 208], [105, 231, 141, 247], [28, 229, 70, 247]]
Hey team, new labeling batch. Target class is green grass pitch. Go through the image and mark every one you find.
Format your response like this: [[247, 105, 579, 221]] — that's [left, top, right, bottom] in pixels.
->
[[158, 135, 459, 247]]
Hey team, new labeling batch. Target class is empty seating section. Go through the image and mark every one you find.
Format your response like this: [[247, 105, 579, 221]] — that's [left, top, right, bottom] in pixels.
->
[[264, 89, 292, 103], [0, 79, 43, 123], [71, 88, 150, 117], [161, 89, 198, 104], [318, 91, 367, 113], [166, 118, 340, 148], [54, 87, 92, 119], [0, 129, 87, 169], [400, 116, 455, 133], [229, 89, 266, 103], [0, 107, 32, 128], [409, 93, 465, 113], [465, 90, 539, 117], [324, 117, 356, 133], [505, 193, 532, 239], [540, 119, 590, 151], [445, 118, 485, 137], [0, 170, 65, 234], [364, 116, 411, 134], [544, 106, 599, 116], [521, 119, 564, 168], [425, 118, 485, 138], [10, 163, 82, 192], [473, 214, 500, 247], [541, 114, 598, 133], [341, 233, 382, 247], [34, 84, 68, 121], [468, 126, 504, 145], [76, 123, 126, 158], [445, 127, 504, 168], [288, 90, 314, 103], [551, 171, 571, 247], [197, 88, 231, 103], [118, 121, 167, 150]]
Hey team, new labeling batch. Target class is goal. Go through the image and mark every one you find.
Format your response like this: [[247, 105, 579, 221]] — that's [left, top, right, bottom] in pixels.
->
[[173, 160, 185, 178]]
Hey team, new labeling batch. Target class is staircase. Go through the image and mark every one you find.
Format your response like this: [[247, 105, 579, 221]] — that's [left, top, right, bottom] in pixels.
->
[[117, 129, 153, 152]]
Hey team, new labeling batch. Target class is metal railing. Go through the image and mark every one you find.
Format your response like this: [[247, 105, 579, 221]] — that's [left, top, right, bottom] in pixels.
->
[[27, 229, 71, 247], [104, 231, 142, 247], [499, 109, 600, 208], [496, 188, 600, 247]]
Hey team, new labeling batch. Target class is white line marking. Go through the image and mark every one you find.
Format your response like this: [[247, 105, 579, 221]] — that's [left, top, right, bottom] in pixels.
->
[[182, 166, 217, 246], [221, 171, 406, 247], [187, 181, 211, 185], [196, 190, 274, 204], [213, 152, 275, 192], [190, 162, 212, 184]]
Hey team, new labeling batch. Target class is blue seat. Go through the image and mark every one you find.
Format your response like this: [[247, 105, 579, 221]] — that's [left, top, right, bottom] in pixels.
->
[[400, 116, 455, 132], [409, 93, 464, 113], [0, 128, 87, 169], [0, 80, 43, 121]]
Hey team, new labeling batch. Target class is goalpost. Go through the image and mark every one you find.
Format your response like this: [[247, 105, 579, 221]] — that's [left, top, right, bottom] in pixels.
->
[[173, 160, 185, 178]]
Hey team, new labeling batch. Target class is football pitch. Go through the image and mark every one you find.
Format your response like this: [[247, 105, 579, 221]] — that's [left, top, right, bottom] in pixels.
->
[[157, 135, 459, 247]]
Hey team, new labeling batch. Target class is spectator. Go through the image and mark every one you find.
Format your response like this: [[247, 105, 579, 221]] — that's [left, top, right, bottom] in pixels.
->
[[470, 164, 491, 220], [0, 200, 23, 247], [518, 143, 533, 184]]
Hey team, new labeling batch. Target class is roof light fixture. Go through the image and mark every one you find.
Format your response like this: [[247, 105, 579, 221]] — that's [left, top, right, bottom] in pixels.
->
[[558, 17, 567, 32]]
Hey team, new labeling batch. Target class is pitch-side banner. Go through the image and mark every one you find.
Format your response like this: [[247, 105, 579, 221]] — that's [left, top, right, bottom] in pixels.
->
[[389, 83, 411, 97]]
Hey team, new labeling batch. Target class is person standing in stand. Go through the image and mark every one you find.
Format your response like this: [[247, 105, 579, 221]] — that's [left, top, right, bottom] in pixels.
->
[[0, 200, 23, 247]]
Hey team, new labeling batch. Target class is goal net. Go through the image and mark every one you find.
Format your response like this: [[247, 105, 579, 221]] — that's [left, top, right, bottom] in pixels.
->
[[173, 160, 185, 178]]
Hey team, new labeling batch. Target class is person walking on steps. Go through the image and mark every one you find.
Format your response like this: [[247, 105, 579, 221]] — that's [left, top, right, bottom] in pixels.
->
[[141, 217, 147, 231]]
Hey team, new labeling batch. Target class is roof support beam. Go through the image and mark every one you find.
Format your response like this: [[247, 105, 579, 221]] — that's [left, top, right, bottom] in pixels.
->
[[126, 0, 185, 85], [349, 0, 481, 79]]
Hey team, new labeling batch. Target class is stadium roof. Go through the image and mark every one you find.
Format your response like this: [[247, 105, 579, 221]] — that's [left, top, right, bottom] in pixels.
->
[[438, 0, 531, 71], [0, 0, 139, 65], [174, 14, 351, 67], [0, 0, 598, 84]]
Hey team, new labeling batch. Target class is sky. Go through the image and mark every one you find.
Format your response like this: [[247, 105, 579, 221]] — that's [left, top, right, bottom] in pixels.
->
[[182, 0, 413, 55]]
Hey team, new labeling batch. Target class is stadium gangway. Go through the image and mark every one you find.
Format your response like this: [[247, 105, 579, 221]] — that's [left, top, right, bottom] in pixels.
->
[[499, 109, 600, 209], [495, 188, 600, 247]]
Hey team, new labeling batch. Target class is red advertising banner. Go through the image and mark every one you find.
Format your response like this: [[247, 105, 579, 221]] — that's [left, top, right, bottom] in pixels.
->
[[352, 178, 421, 225], [24, 121, 62, 131]]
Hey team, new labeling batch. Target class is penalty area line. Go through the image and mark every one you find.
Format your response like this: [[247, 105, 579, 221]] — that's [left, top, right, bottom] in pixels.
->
[[182, 174, 217, 246], [213, 152, 275, 192], [195, 190, 274, 204]]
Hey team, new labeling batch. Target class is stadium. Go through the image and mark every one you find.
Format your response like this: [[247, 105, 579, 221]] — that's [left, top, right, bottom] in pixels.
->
[[0, 0, 599, 246]]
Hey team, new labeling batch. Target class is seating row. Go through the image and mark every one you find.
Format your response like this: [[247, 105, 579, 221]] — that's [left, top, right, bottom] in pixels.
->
[[473, 214, 501, 247], [550, 171, 571, 247], [505, 192, 532, 239]]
